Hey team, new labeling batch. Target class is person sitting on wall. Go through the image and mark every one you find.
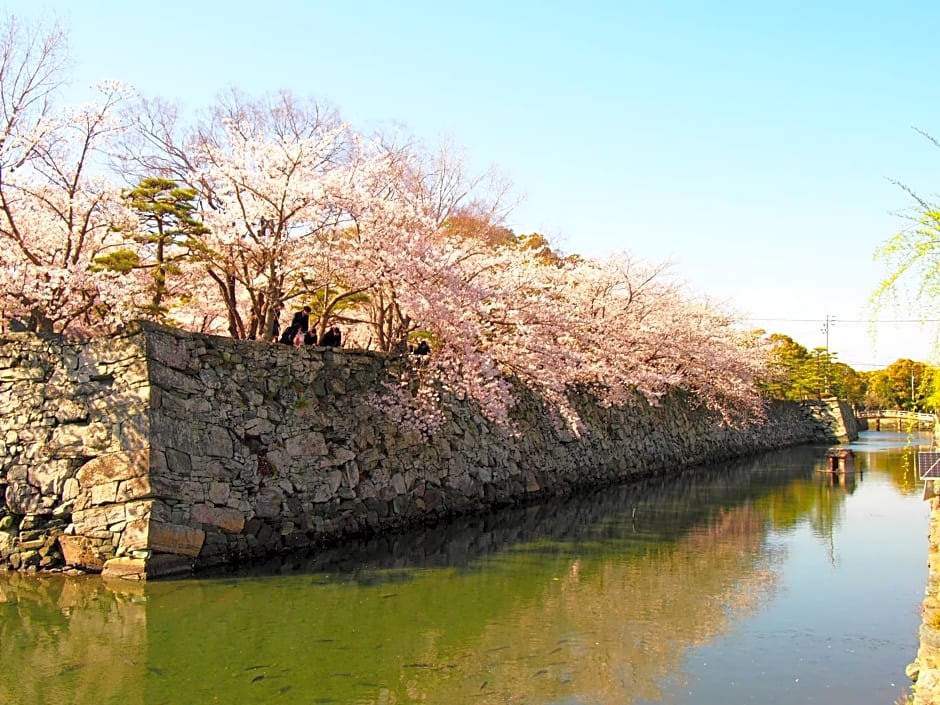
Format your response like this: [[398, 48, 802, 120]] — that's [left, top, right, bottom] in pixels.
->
[[319, 326, 342, 347], [279, 324, 299, 345], [412, 339, 431, 366], [7, 318, 28, 333]]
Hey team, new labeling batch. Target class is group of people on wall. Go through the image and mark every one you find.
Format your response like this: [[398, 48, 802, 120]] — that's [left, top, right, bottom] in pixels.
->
[[275, 305, 433, 358], [276, 306, 342, 348]]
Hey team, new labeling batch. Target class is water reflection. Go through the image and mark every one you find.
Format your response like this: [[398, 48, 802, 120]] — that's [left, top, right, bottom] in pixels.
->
[[845, 430, 933, 496], [0, 574, 146, 705], [0, 435, 928, 705]]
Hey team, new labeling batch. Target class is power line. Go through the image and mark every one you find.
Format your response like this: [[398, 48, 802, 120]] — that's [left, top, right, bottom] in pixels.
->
[[840, 359, 894, 369], [746, 317, 940, 324], [827, 318, 940, 324]]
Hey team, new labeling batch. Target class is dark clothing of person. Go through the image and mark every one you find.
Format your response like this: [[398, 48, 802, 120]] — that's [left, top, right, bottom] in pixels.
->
[[279, 325, 299, 345], [290, 310, 310, 333], [304, 330, 318, 345], [414, 340, 431, 356], [270, 305, 283, 342], [319, 327, 342, 347]]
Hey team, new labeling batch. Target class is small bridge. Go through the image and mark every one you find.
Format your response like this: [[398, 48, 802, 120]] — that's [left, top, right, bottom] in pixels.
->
[[856, 409, 937, 430]]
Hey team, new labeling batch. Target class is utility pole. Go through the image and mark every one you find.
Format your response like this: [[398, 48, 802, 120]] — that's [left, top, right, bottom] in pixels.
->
[[821, 315, 835, 395], [822, 314, 834, 355]]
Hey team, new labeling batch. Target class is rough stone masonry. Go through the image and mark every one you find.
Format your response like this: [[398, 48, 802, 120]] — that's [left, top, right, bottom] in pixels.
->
[[0, 322, 855, 580]]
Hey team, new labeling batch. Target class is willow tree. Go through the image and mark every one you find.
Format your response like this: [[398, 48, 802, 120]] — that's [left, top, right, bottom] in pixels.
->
[[872, 129, 940, 342]]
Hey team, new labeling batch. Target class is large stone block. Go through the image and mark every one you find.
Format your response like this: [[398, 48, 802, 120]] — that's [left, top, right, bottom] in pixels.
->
[[0, 365, 45, 382], [101, 555, 193, 585], [147, 521, 205, 556], [101, 556, 147, 580], [49, 421, 111, 455], [115, 476, 152, 502], [53, 398, 89, 424], [285, 430, 327, 457], [147, 334, 191, 371], [72, 504, 127, 533], [152, 415, 205, 457], [76, 450, 150, 486], [312, 483, 333, 503], [62, 477, 80, 501], [153, 418, 233, 461], [323, 448, 356, 467], [124, 499, 153, 522], [207, 481, 230, 505], [164, 447, 192, 474], [150, 364, 204, 395], [206, 426, 233, 458], [58, 535, 108, 571], [27, 458, 74, 496], [0, 530, 15, 559], [244, 417, 275, 438], [90, 480, 119, 505], [121, 518, 205, 557], [255, 487, 283, 518], [191, 503, 245, 533], [120, 518, 148, 551], [5, 481, 40, 514], [143, 553, 195, 579]]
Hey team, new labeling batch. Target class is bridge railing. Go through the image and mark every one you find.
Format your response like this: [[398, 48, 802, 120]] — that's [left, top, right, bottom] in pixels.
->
[[856, 409, 937, 423]]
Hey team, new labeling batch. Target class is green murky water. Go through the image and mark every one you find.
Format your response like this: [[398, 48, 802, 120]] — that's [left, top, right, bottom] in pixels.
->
[[0, 431, 930, 704]]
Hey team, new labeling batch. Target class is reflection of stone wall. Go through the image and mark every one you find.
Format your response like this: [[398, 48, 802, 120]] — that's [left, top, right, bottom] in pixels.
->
[[0, 323, 842, 579], [0, 573, 146, 705]]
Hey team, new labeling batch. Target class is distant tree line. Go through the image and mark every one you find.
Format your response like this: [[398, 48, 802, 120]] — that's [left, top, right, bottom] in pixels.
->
[[759, 333, 937, 412]]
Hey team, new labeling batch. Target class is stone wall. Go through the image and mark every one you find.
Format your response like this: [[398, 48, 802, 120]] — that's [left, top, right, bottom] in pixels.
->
[[909, 491, 940, 704], [0, 323, 851, 579], [801, 398, 860, 442], [0, 330, 150, 573]]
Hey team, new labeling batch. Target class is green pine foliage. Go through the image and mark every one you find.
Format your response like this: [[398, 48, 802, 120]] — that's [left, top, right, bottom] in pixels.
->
[[95, 177, 209, 322]]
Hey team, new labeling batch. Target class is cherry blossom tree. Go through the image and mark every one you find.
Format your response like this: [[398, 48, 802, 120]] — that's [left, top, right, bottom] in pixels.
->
[[0, 17, 769, 429], [123, 91, 355, 339], [521, 253, 768, 426], [336, 137, 517, 352], [0, 16, 67, 174], [278, 131, 770, 430], [380, 243, 769, 432], [0, 33, 135, 335]]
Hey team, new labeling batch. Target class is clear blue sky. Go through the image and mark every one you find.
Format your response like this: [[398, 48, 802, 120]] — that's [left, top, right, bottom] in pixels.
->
[[10, 0, 940, 370]]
